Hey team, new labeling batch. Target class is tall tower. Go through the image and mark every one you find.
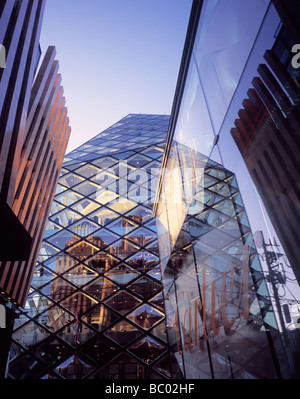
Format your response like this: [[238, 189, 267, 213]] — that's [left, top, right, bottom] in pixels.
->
[[8, 114, 172, 379]]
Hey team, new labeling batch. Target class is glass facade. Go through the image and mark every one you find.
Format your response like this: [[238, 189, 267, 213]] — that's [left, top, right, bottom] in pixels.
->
[[8, 114, 172, 379], [5, 0, 300, 381], [155, 0, 300, 379]]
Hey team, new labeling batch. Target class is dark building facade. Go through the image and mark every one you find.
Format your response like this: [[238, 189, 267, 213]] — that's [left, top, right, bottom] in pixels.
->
[[155, 0, 300, 379], [8, 114, 172, 379], [0, 1, 71, 377]]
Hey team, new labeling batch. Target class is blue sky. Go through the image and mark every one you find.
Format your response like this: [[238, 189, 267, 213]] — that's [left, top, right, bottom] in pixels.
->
[[39, 0, 193, 152]]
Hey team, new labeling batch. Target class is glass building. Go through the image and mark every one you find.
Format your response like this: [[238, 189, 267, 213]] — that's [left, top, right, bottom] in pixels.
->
[[8, 114, 173, 379], [6, 0, 300, 380], [155, 0, 300, 379]]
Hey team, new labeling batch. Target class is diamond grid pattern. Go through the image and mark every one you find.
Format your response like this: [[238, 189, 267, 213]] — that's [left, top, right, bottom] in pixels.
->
[[9, 114, 170, 379], [162, 157, 280, 379]]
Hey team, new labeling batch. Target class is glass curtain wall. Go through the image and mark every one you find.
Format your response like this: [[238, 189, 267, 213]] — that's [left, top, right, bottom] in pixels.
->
[[156, 0, 300, 379], [8, 114, 173, 379]]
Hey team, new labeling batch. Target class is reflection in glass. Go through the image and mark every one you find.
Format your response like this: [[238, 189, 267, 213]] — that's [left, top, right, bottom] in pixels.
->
[[9, 115, 170, 379], [128, 304, 164, 330], [128, 276, 161, 300], [85, 277, 119, 301], [128, 336, 167, 364], [126, 251, 159, 271], [104, 320, 143, 346], [105, 264, 140, 286], [85, 251, 119, 272], [105, 291, 142, 315]]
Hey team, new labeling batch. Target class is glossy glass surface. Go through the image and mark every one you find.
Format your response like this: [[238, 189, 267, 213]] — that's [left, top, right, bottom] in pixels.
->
[[156, 0, 300, 379], [9, 114, 171, 379]]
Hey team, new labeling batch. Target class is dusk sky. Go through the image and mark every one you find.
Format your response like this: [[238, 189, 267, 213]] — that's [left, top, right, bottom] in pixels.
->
[[39, 0, 193, 152]]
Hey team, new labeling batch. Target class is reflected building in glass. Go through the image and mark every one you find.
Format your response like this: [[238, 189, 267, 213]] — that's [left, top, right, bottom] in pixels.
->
[[8, 114, 172, 379], [154, 0, 300, 379]]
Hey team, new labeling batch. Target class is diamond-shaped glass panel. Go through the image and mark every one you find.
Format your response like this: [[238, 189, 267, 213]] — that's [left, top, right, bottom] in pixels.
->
[[44, 220, 62, 239], [105, 264, 139, 286], [149, 292, 164, 311], [147, 265, 161, 280], [75, 164, 101, 178], [141, 146, 164, 159], [85, 251, 119, 272], [104, 320, 142, 346], [127, 153, 152, 167], [39, 277, 77, 302], [127, 276, 161, 300], [144, 159, 162, 173], [9, 353, 50, 379], [12, 321, 50, 349], [125, 205, 153, 224], [62, 265, 98, 287], [128, 336, 166, 364], [65, 240, 100, 260], [43, 254, 79, 274], [212, 198, 238, 217], [81, 303, 120, 332], [91, 157, 117, 169], [59, 172, 85, 188], [93, 188, 119, 205], [106, 216, 138, 236], [57, 320, 96, 347], [145, 239, 159, 255], [24, 291, 54, 317], [36, 305, 74, 333], [60, 292, 99, 316], [50, 209, 82, 228], [86, 228, 119, 249], [55, 183, 68, 194], [71, 199, 100, 216], [153, 354, 171, 378], [150, 320, 168, 343], [55, 190, 84, 206], [67, 218, 100, 237], [72, 181, 100, 196], [64, 161, 86, 171], [33, 338, 73, 367], [106, 239, 140, 260], [54, 355, 94, 379], [127, 304, 164, 330], [105, 291, 141, 315], [79, 336, 120, 366], [125, 227, 156, 246], [38, 242, 60, 260], [31, 266, 57, 289], [87, 207, 119, 227], [46, 230, 80, 250], [91, 170, 118, 187], [49, 201, 65, 216], [107, 198, 137, 214], [143, 218, 157, 232], [85, 277, 119, 301], [126, 251, 159, 271]]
